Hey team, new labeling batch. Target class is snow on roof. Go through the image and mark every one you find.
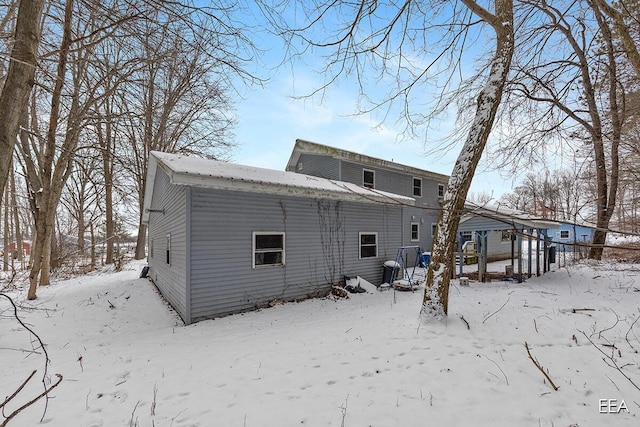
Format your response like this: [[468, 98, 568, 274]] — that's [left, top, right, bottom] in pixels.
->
[[143, 151, 414, 223], [460, 201, 559, 230], [287, 139, 450, 181]]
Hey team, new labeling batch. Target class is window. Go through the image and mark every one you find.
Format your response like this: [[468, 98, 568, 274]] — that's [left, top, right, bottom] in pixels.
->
[[359, 232, 378, 258], [253, 232, 285, 267], [411, 223, 420, 241], [150, 238, 154, 258], [165, 234, 171, 265], [501, 231, 513, 243], [431, 223, 438, 237], [363, 169, 375, 189], [413, 177, 422, 197], [559, 230, 570, 239], [438, 184, 445, 198]]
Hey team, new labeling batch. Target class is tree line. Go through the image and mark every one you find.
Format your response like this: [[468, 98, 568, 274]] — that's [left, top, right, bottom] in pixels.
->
[[0, 0, 258, 299]]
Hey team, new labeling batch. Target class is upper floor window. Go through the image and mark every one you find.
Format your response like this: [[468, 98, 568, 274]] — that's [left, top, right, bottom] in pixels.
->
[[413, 177, 422, 197], [253, 232, 285, 268], [559, 230, 570, 239], [438, 184, 445, 198], [363, 169, 375, 189]]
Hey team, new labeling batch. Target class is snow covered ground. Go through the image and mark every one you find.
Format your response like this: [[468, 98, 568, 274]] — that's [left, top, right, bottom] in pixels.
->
[[2, 259, 640, 426]]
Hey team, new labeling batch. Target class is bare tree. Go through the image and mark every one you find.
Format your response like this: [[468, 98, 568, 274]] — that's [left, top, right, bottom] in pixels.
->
[[0, 0, 46, 201], [260, 0, 514, 316], [118, 12, 237, 260], [494, 0, 630, 259]]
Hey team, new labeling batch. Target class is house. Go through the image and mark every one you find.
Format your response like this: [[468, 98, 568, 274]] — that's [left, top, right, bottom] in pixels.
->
[[547, 221, 596, 255], [142, 151, 414, 324], [286, 139, 450, 252]]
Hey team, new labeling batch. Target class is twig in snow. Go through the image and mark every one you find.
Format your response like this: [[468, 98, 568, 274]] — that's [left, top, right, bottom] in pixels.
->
[[339, 395, 349, 427], [572, 308, 595, 313], [151, 383, 158, 416], [483, 297, 510, 324], [534, 318, 538, 333], [482, 355, 509, 385], [598, 309, 620, 339], [524, 342, 559, 391], [580, 330, 640, 392], [625, 314, 640, 352], [460, 315, 470, 330], [129, 400, 140, 427]]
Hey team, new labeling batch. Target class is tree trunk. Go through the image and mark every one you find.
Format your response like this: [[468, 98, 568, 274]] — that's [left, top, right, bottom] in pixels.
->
[[98, 110, 115, 265], [0, 0, 46, 198], [135, 222, 147, 260], [27, 0, 75, 300], [587, 1, 622, 259], [10, 162, 23, 264], [90, 221, 96, 270], [3, 185, 8, 271], [422, 0, 514, 317]]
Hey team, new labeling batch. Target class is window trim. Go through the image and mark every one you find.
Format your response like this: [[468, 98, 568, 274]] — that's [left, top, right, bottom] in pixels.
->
[[412, 177, 422, 197], [363, 169, 375, 189], [559, 230, 571, 239], [410, 222, 420, 242], [252, 231, 285, 268], [438, 183, 445, 198], [359, 232, 378, 259]]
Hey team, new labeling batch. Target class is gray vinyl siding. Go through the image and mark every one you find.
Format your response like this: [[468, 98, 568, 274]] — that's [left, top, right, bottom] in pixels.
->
[[291, 154, 341, 180], [402, 206, 439, 252], [147, 168, 188, 321], [188, 188, 402, 322], [339, 160, 445, 206], [458, 217, 518, 258]]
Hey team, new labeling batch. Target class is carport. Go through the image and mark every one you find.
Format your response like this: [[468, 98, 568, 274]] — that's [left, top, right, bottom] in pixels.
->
[[457, 204, 558, 283]]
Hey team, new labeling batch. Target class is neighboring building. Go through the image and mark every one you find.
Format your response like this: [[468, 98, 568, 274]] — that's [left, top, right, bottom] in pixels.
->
[[548, 221, 596, 253], [286, 139, 450, 252], [143, 151, 414, 324]]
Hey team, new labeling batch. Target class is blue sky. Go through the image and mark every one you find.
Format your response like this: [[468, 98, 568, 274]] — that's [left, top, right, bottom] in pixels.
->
[[229, 71, 520, 200], [225, 3, 523, 200]]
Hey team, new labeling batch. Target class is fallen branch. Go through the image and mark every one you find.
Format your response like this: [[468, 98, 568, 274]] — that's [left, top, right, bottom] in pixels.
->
[[0, 293, 54, 422], [572, 308, 595, 313], [524, 342, 559, 391], [0, 373, 63, 427], [0, 370, 37, 410]]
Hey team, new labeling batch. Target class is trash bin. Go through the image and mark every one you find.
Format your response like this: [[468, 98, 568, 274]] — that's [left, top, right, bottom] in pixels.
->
[[382, 260, 400, 284], [549, 246, 556, 264], [420, 252, 431, 267]]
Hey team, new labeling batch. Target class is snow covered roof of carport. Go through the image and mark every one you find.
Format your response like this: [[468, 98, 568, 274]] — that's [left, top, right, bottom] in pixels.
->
[[459, 201, 559, 231], [142, 151, 415, 224]]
